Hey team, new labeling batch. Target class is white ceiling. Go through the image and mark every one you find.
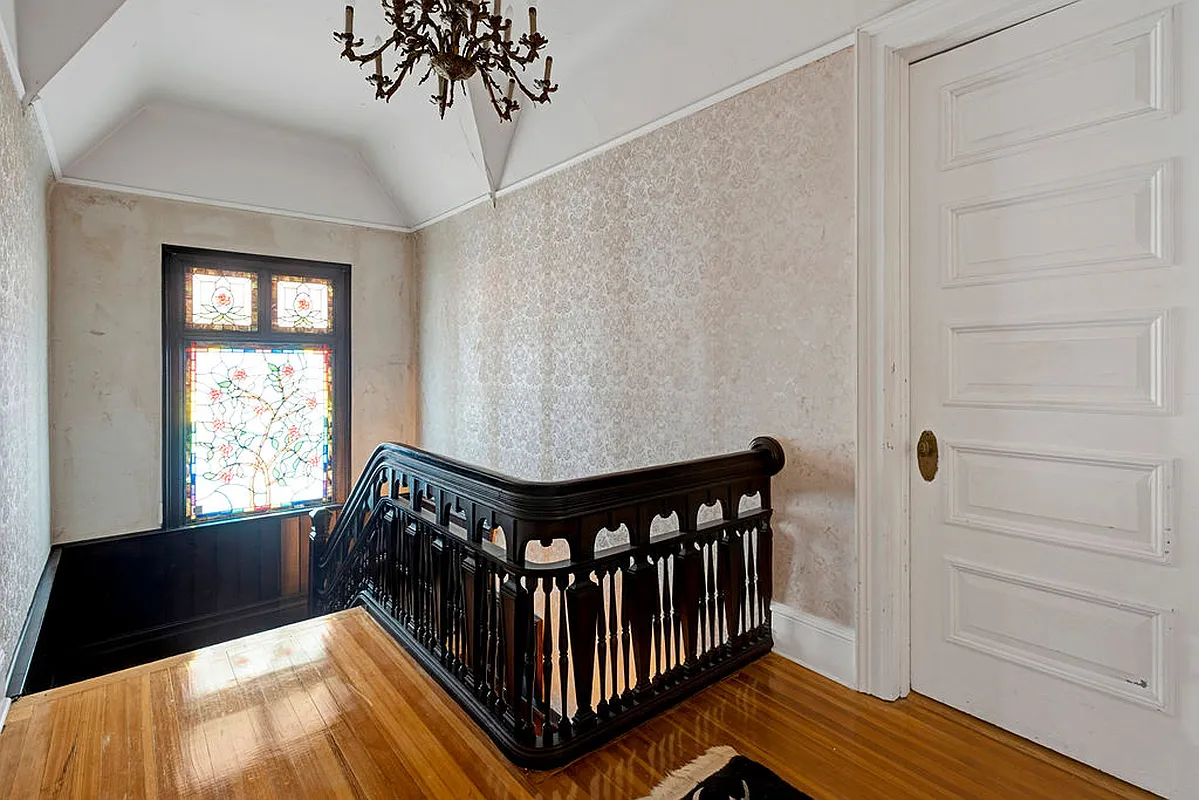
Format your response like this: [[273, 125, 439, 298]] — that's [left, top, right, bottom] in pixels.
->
[[13, 0, 913, 230]]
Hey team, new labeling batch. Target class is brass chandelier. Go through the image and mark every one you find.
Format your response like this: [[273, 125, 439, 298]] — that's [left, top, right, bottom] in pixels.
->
[[335, 1, 558, 122]]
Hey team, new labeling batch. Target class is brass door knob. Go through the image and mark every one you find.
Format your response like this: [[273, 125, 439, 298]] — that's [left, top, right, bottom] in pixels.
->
[[917, 430, 938, 482]]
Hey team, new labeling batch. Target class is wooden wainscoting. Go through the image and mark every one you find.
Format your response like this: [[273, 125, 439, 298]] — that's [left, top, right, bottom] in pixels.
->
[[18, 511, 318, 694], [0, 608, 1154, 799]]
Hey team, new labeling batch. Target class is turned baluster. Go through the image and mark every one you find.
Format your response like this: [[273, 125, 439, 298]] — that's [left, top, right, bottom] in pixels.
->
[[461, 554, 481, 686], [706, 538, 718, 653], [747, 526, 760, 629], [484, 564, 498, 704], [541, 575, 555, 737], [432, 535, 448, 660], [756, 517, 773, 630], [622, 556, 655, 697], [500, 570, 531, 731], [672, 542, 703, 672], [308, 507, 334, 617], [660, 560, 673, 673], [719, 529, 744, 642], [606, 566, 620, 704], [619, 564, 632, 698], [595, 573, 609, 717], [566, 570, 602, 729], [556, 575, 570, 735], [525, 583, 537, 734]]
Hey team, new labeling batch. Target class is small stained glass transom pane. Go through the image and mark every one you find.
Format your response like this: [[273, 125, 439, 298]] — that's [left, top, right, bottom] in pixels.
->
[[273, 275, 333, 332], [186, 268, 258, 331], [185, 345, 333, 520]]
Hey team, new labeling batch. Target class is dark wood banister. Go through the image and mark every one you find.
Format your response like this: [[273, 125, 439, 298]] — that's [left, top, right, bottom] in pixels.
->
[[317, 436, 785, 567], [309, 437, 786, 767]]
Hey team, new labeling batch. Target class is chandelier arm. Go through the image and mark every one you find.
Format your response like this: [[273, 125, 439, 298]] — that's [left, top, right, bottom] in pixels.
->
[[477, 67, 516, 120], [383, 48, 429, 101], [345, 33, 403, 65]]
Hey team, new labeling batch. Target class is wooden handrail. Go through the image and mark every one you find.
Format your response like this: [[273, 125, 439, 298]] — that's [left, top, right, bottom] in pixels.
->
[[317, 437, 784, 568]]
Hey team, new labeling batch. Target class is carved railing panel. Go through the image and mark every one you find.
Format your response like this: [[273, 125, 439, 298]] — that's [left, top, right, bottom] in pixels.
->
[[309, 438, 784, 767]]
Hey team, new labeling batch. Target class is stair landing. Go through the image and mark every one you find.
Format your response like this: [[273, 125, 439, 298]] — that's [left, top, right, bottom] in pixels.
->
[[0, 608, 1150, 798]]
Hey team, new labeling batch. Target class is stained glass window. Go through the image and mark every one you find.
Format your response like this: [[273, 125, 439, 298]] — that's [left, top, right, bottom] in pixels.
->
[[186, 268, 258, 331], [185, 345, 333, 520], [273, 275, 333, 332]]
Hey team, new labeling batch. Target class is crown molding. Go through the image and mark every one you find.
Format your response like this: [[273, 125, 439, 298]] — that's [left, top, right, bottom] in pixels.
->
[[55, 177, 414, 234]]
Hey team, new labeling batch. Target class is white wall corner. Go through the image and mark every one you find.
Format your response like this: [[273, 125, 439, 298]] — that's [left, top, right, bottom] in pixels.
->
[[771, 602, 857, 689]]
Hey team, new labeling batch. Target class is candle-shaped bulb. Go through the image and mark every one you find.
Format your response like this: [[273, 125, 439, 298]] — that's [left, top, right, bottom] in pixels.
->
[[344, 4, 354, 37], [529, 7, 537, 36], [506, 79, 515, 101], [493, 0, 501, 20], [375, 53, 383, 77], [543, 55, 552, 84], [504, 20, 512, 43]]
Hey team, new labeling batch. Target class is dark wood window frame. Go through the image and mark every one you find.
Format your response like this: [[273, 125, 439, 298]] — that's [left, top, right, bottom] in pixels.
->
[[162, 246, 351, 529]]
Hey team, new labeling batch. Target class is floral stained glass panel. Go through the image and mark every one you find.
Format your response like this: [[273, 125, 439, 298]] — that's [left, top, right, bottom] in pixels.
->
[[186, 268, 258, 331], [186, 346, 333, 520], [273, 275, 333, 332]]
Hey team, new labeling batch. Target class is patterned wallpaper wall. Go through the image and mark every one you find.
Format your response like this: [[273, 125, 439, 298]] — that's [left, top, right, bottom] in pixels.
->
[[0, 50, 52, 677], [417, 49, 856, 624]]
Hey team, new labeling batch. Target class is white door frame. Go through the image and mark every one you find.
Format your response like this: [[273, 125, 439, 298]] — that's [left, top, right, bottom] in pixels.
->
[[853, 0, 1083, 700]]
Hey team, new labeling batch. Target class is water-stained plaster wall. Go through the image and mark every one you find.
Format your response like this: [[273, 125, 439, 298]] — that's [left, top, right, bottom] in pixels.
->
[[0, 38, 52, 678], [49, 185, 418, 543], [417, 49, 857, 624]]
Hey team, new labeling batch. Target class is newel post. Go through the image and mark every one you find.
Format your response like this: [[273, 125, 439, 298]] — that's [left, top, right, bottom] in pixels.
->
[[309, 507, 334, 617]]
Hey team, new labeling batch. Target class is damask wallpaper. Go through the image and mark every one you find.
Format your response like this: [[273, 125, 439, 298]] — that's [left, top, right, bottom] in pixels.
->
[[0, 50, 52, 677], [417, 49, 856, 624]]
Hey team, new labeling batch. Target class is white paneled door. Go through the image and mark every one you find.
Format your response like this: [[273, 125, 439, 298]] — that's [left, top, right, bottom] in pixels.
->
[[909, 0, 1198, 795]]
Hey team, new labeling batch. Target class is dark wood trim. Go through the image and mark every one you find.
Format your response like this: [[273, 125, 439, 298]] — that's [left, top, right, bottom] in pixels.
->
[[22, 511, 318, 693], [71, 597, 309, 669], [5, 549, 61, 699], [349, 437, 784, 522], [330, 437, 784, 565], [161, 245, 352, 528], [314, 437, 784, 767], [57, 503, 343, 550]]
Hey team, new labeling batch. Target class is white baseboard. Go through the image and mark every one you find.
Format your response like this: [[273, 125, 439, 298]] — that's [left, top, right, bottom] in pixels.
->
[[0, 697, 10, 736], [771, 601, 857, 689]]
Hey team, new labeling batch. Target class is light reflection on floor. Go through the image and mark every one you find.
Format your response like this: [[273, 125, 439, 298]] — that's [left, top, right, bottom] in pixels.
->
[[180, 619, 339, 788]]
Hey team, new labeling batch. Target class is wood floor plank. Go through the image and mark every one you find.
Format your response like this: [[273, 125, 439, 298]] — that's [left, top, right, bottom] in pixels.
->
[[96, 682, 130, 798], [37, 685, 86, 798], [0, 609, 1158, 799], [4, 697, 54, 800], [0, 714, 29, 798]]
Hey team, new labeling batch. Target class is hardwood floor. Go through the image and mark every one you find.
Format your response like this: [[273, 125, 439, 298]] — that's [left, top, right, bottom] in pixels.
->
[[0, 608, 1154, 799]]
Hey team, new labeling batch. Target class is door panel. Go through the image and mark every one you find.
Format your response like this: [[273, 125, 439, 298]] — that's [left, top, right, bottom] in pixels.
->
[[909, 0, 1197, 795]]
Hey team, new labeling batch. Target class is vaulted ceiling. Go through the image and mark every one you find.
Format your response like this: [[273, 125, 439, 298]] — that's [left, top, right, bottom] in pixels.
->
[[3, 0, 912, 230]]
